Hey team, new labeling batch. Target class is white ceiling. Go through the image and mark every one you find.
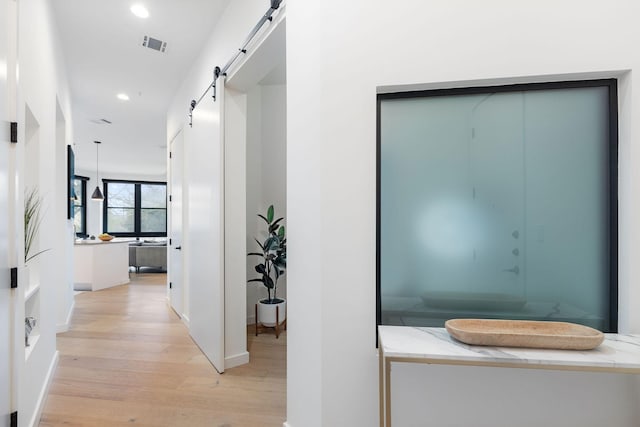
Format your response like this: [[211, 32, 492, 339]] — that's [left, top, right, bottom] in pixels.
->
[[51, 0, 230, 177]]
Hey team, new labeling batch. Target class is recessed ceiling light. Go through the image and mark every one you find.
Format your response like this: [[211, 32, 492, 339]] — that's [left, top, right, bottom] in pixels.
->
[[130, 4, 149, 19], [117, 93, 130, 101]]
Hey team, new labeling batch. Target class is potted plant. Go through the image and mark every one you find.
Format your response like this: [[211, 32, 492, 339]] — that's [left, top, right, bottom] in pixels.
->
[[248, 204, 287, 328], [24, 187, 49, 264], [23, 187, 49, 293]]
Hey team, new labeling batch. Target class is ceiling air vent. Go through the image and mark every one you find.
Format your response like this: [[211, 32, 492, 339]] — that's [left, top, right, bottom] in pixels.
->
[[142, 36, 167, 53]]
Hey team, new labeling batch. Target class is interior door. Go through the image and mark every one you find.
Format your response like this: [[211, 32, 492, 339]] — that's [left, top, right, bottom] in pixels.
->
[[169, 130, 184, 318], [0, 0, 14, 423], [0, 134, 12, 427], [186, 83, 225, 373], [470, 92, 525, 298], [0, 107, 12, 427]]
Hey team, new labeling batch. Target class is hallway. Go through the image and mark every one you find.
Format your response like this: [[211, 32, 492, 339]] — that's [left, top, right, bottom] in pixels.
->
[[38, 273, 286, 427]]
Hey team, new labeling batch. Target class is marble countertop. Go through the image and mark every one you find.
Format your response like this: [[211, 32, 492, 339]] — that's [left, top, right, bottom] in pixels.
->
[[379, 325, 640, 373], [74, 238, 132, 245]]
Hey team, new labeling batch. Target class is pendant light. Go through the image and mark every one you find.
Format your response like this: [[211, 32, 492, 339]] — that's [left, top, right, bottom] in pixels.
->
[[91, 140, 104, 200]]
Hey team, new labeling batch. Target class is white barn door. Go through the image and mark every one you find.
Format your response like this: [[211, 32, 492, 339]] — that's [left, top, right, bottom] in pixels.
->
[[186, 83, 226, 373]]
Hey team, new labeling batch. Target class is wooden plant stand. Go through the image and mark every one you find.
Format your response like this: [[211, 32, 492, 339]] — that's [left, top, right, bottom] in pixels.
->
[[255, 303, 287, 339]]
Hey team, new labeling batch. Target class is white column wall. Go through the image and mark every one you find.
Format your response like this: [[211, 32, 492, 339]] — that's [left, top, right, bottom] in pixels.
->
[[286, 2, 325, 425], [16, 0, 74, 425], [54, 100, 74, 333], [287, 1, 640, 426]]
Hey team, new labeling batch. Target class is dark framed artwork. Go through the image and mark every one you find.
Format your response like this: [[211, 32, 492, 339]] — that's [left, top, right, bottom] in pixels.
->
[[67, 145, 75, 219]]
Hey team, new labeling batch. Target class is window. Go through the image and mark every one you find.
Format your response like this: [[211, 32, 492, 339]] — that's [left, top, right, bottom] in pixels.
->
[[377, 79, 618, 332], [103, 180, 167, 237], [73, 176, 88, 237]]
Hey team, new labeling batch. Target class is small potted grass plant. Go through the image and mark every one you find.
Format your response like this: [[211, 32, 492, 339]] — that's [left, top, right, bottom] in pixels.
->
[[248, 205, 287, 329], [25, 187, 49, 264], [22, 187, 49, 294]]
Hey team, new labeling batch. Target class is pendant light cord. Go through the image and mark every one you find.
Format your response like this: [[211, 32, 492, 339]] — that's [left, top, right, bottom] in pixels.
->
[[91, 141, 104, 200], [96, 142, 99, 183]]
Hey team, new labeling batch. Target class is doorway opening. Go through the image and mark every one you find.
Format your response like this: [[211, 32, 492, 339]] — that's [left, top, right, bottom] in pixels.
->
[[225, 15, 287, 353]]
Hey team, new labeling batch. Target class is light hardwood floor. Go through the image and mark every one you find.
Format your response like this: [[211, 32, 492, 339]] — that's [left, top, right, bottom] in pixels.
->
[[39, 273, 286, 427]]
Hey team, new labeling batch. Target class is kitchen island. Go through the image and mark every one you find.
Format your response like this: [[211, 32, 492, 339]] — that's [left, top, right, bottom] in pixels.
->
[[74, 239, 130, 291]]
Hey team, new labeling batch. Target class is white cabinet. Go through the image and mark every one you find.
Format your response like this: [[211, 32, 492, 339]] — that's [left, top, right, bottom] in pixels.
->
[[378, 326, 640, 427], [74, 240, 130, 291]]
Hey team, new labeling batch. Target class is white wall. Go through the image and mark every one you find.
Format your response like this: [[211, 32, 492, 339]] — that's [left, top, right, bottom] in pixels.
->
[[287, 1, 640, 426], [246, 86, 261, 321], [15, 0, 74, 425], [55, 99, 74, 334], [246, 83, 287, 323]]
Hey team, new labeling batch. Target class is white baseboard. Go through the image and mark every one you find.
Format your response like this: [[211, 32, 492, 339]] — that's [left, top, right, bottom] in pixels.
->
[[166, 297, 190, 329], [181, 313, 190, 329], [56, 300, 75, 333], [225, 351, 250, 369], [73, 281, 91, 291], [28, 350, 59, 427]]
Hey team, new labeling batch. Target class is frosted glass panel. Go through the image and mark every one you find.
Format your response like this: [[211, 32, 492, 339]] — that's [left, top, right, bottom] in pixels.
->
[[378, 82, 615, 331]]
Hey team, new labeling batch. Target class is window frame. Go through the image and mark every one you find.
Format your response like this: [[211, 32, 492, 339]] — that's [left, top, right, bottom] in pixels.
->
[[73, 175, 89, 238], [376, 78, 619, 334], [103, 179, 168, 238]]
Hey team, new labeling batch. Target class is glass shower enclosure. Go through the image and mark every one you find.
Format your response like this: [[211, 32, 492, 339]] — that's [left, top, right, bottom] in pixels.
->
[[377, 79, 617, 332]]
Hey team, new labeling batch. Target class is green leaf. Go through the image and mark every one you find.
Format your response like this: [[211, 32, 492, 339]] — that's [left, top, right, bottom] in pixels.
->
[[247, 252, 264, 257], [24, 187, 46, 264], [264, 236, 279, 251], [269, 218, 283, 233], [267, 205, 274, 223], [255, 264, 266, 274], [258, 214, 269, 224], [264, 275, 274, 289], [248, 278, 264, 284], [278, 226, 285, 239], [25, 248, 51, 264], [254, 238, 265, 251], [274, 254, 286, 271]]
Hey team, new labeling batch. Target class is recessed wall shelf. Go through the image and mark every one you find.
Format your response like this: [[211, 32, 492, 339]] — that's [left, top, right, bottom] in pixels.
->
[[25, 333, 40, 361], [24, 278, 41, 361], [25, 283, 40, 301]]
